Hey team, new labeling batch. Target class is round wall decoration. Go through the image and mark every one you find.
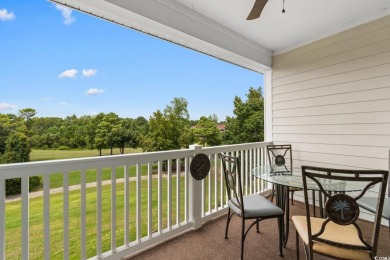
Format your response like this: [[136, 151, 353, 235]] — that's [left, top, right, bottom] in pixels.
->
[[190, 153, 211, 180]]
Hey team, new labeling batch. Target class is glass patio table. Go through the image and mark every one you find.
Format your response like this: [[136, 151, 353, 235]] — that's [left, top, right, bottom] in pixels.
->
[[252, 165, 369, 246]]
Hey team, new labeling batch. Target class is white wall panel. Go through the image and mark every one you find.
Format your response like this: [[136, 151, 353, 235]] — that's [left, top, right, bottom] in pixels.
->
[[272, 16, 390, 223], [273, 16, 390, 67], [273, 111, 390, 125], [273, 63, 390, 95], [273, 99, 390, 118]]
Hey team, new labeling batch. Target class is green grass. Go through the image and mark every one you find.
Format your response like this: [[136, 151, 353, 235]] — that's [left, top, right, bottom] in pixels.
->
[[29, 148, 146, 191], [30, 148, 142, 162], [6, 176, 187, 260]]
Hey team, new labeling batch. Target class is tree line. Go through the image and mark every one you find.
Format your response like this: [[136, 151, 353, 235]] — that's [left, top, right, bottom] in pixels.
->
[[0, 87, 264, 163]]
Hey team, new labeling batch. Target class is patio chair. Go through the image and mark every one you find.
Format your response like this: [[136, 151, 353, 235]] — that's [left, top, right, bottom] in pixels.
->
[[267, 144, 302, 205], [292, 165, 388, 260], [220, 153, 284, 259], [357, 150, 390, 226]]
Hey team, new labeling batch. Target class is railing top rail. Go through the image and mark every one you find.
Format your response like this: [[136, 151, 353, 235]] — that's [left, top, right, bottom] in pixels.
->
[[0, 148, 194, 179], [0, 141, 272, 179], [202, 141, 272, 154]]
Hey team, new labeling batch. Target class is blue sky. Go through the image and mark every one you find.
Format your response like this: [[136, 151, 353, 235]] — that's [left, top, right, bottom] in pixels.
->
[[0, 1, 263, 121]]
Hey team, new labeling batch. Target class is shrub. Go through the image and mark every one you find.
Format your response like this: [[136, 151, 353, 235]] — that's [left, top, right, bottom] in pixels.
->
[[6, 176, 41, 196]]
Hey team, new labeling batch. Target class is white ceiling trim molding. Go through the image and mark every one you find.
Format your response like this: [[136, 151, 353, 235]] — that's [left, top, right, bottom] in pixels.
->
[[51, 0, 271, 72], [274, 11, 390, 56]]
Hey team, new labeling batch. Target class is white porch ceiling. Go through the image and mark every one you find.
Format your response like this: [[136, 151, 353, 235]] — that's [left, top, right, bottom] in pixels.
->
[[52, 0, 390, 71]]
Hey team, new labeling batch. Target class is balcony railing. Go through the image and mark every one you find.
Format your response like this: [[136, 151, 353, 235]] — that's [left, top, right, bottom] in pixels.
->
[[0, 142, 272, 260]]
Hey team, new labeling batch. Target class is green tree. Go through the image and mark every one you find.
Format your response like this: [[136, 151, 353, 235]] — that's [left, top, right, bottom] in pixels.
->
[[224, 87, 264, 144], [0, 114, 27, 155], [94, 113, 121, 155], [18, 108, 37, 121], [112, 118, 139, 154], [2, 132, 40, 195], [193, 116, 221, 146], [141, 98, 192, 151], [18, 108, 37, 133], [2, 132, 31, 163]]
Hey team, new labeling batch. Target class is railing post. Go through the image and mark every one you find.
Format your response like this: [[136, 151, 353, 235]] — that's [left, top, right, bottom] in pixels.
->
[[189, 144, 203, 230]]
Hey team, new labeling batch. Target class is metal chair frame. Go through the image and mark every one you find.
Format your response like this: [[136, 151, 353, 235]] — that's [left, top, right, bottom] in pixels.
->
[[220, 153, 283, 259], [296, 165, 388, 260], [267, 144, 300, 205], [357, 150, 390, 226]]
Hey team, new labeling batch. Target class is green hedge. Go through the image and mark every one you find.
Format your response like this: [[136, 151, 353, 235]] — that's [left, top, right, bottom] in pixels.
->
[[6, 176, 41, 196]]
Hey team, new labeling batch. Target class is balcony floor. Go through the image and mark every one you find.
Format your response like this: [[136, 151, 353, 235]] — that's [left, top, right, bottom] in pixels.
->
[[129, 200, 390, 259]]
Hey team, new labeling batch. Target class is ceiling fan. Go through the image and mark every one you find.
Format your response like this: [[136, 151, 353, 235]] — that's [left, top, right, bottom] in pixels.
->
[[247, 0, 285, 20]]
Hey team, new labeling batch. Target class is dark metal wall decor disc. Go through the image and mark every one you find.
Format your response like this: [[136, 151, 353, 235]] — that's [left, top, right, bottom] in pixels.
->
[[275, 155, 285, 166], [325, 194, 359, 225], [190, 153, 210, 180]]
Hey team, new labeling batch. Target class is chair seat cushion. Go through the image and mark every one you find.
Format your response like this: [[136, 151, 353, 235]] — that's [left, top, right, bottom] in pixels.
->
[[228, 194, 283, 219], [357, 197, 390, 220], [292, 216, 371, 260]]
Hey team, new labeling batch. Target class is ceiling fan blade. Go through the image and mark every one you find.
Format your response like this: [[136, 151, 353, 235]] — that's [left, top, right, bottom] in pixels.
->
[[247, 0, 268, 20]]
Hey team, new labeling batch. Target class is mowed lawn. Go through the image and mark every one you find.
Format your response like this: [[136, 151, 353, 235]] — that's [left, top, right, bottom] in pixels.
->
[[6, 177, 187, 260], [30, 148, 142, 161], [5, 148, 225, 259], [29, 148, 145, 190]]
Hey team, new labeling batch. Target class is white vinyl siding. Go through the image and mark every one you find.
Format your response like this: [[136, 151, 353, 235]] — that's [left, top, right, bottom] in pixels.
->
[[271, 15, 390, 222]]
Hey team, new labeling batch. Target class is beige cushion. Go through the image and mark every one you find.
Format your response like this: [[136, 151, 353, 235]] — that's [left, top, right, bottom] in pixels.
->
[[292, 216, 371, 260]]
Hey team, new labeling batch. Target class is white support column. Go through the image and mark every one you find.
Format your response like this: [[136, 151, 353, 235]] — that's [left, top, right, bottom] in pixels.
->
[[264, 69, 273, 142], [189, 144, 203, 230]]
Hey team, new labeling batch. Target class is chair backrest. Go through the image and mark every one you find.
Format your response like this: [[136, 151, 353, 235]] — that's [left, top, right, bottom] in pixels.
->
[[301, 165, 388, 257], [220, 153, 244, 211], [267, 144, 292, 173]]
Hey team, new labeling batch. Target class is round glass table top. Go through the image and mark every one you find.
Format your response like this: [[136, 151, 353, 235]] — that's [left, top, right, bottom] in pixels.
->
[[252, 166, 370, 192]]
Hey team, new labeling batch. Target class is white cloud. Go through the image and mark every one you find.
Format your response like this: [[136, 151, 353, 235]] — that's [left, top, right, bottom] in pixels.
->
[[58, 69, 78, 78], [0, 9, 15, 21], [41, 97, 55, 102], [85, 88, 104, 96], [55, 4, 75, 25], [0, 102, 17, 110], [82, 69, 97, 78], [60, 102, 68, 106]]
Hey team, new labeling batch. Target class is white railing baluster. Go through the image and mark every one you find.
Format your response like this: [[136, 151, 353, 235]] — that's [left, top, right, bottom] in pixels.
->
[[221, 157, 226, 206], [185, 157, 189, 222], [43, 175, 50, 260], [158, 161, 162, 234], [0, 179, 5, 260], [214, 154, 218, 211], [22, 176, 29, 260], [201, 163, 205, 216], [241, 151, 246, 195], [111, 167, 117, 253], [250, 149, 253, 194], [167, 160, 172, 230], [262, 147, 267, 191], [97, 168, 102, 258], [0, 142, 272, 260], [147, 162, 152, 238], [176, 159, 181, 226], [80, 170, 86, 260], [63, 172, 69, 260], [124, 165, 129, 247], [208, 154, 211, 215], [254, 148, 262, 193], [136, 163, 141, 243]]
